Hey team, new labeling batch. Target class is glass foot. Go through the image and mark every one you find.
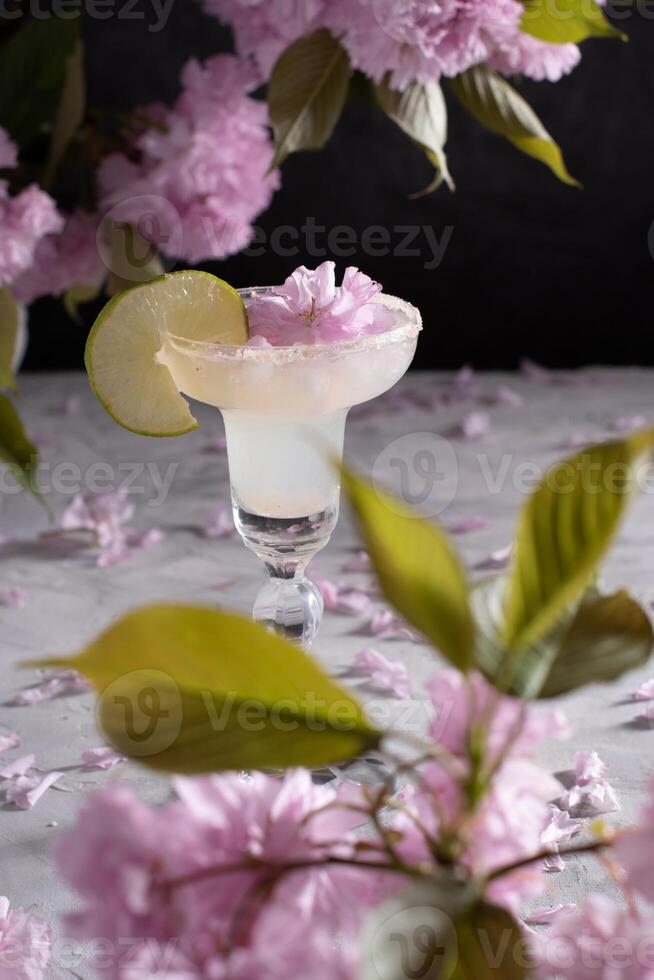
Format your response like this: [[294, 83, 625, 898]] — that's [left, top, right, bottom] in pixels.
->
[[253, 575, 323, 646], [233, 500, 337, 647]]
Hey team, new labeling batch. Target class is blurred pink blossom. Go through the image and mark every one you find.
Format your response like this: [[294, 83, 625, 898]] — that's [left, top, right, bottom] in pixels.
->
[[99, 54, 279, 263], [0, 731, 21, 754], [614, 778, 654, 903], [247, 262, 395, 345], [55, 772, 393, 978], [0, 896, 51, 980], [13, 210, 105, 304], [0, 182, 62, 288], [634, 678, 654, 700], [535, 896, 654, 980], [0, 587, 27, 608]]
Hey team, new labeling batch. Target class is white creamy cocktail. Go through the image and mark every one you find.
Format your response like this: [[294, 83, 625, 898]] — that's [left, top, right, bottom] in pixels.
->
[[84, 263, 421, 646], [162, 288, 421, 644]]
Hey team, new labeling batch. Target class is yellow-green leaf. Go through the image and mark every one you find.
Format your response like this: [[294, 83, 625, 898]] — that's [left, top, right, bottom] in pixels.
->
[[540, 589, 653, 697], [105, 223, 164, 296], [521, 0, 626, 43], [267, 28, 351, 171], [63, 282, 103, 323], [374, 76, 454, 193], [474, 579, 653, 698], [502, 432, 654, 651], [343, 468, 474, 669], [454, 903, 529, 980], [449, 65, 579, 187], [30, 604, 381, 774], [0, 393, 46, 509], [0, 287, 25, 392]]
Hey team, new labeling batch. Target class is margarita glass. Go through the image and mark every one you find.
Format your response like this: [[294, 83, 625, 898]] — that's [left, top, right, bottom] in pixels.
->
[[161, 287, 421, 646]]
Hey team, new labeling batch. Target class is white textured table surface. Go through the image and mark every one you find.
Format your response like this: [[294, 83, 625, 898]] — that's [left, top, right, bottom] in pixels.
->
[[2, 369, 654, 975]]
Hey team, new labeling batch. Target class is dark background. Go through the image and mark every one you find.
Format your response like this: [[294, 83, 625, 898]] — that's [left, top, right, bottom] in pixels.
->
[[24, 2, 654, 372]]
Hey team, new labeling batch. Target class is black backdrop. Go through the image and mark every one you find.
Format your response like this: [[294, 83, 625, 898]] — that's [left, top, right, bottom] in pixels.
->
[[24, 3, 654, 372]]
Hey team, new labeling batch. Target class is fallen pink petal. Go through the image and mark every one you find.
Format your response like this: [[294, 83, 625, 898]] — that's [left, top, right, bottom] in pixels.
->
[[494, 385, 524, 407], [202, 506, 234, 539], [524, 904, 577, 925], [351, 647, 413, 699], [611, 414, 648, 433], [5, 772, 63, 810], [0, 731, 21, 754], [81, 747, 126, 771], [0, 754, 36, 779], [574, 750, 608, 786], [0, 587, 27, 608], [368, 609, 421, 642], [634, 678, 654, 700], [473, 545, 512, 571], [460, 411, 490, 440], [11, 670, 90, 706], [341, 550, 372, 573], [444, 515, 490, 535]]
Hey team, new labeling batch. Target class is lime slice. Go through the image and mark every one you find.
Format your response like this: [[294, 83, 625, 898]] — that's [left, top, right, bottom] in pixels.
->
[[85, 270, 248, 437]]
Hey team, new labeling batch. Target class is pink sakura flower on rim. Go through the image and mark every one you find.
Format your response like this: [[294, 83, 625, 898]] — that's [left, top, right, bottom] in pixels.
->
[[247, 262, 395, 345], [0, 897, 51, 980]]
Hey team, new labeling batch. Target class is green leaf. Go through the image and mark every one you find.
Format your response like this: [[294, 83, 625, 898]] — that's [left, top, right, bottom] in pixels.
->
[[105, 223, 164, 296], [0, 17, 80, 146], [474, 579, 653, 698], [31, 604, 381, 774], [43, 40, 85, 187], [502, 432, 654, 651], [0, 287, 24, 392], [520, 0, 626, 43], [342, 468, 474, 670], [374, 76, 454, 194], [63, 282, 103, 323], [0, 393, 47, 509], [453, 902, 529, 980], [449, 65, 579, 187], [267, 28, 351, 171], [540, 589, 653, 697]]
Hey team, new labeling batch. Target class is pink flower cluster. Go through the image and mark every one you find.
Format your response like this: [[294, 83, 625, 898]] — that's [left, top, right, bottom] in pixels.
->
[[0, 127, 63, 289], [246, 261, 395, 344], [203, 0, 584, 85], [0, 897, 51, 980], [98, 54, 279, 263], [55, 770, 392, 979], [12, 210, 105, 305]]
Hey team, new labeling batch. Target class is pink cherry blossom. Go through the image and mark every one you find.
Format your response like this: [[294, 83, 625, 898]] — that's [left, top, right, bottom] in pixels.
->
[[0, 127, 17, 169], [0, 182, 62, 288], [246, 262, 395, 345], [99, 54, 279, 263], [574, 750, 607, 786], [489, 32, 581, 82], [536, 896, 654, 980], [55, 773, 395, 978], [59, 490, 164, 566], [427, 668, 571, 765], [367, 608, 421, 641], [201, 0, 328, 79], [614, 779, 654, 903], [341, 550, 373, 573], [351, 647, 413, 698], [12, 209, 105, 304], [0, 896, 51, 980], [460, 410, 490, 440]]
